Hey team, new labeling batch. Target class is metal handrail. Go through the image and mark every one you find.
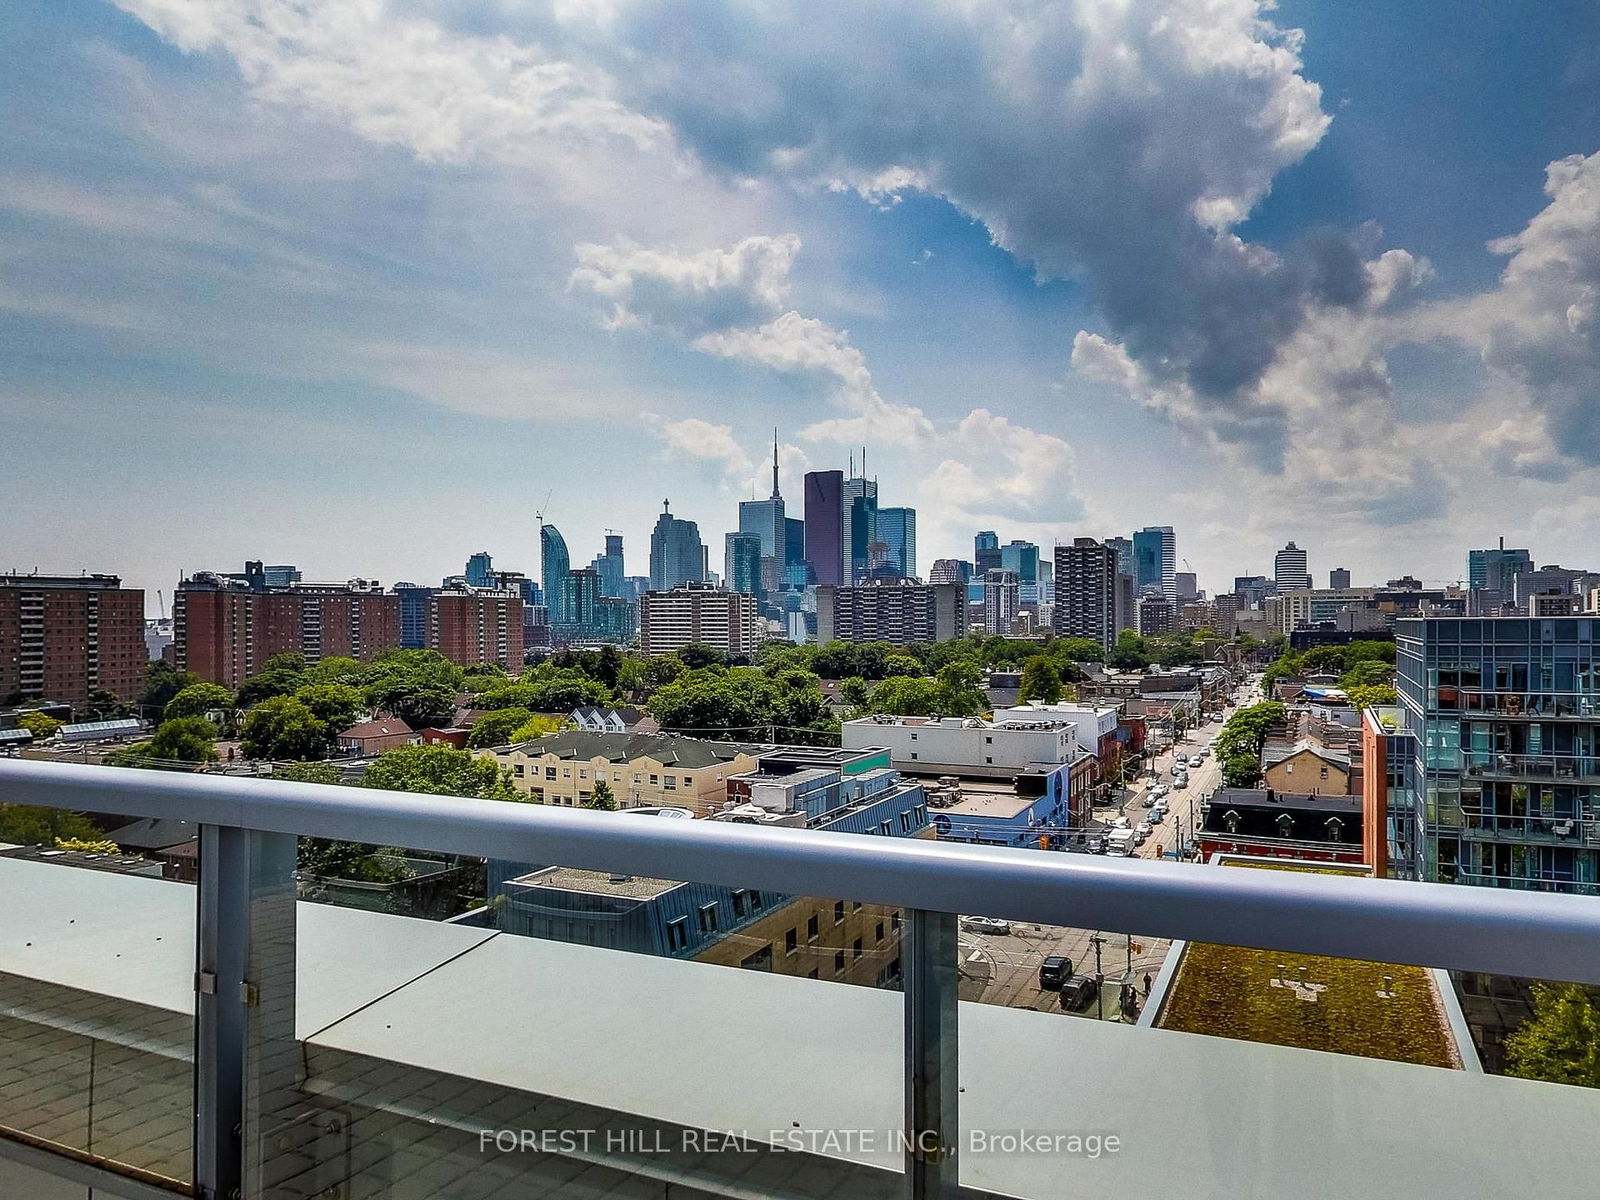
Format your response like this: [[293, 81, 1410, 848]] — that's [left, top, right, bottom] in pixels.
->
[[4, 758, 1600, 983]]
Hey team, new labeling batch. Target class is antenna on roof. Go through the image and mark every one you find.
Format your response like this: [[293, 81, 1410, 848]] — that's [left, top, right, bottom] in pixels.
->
[[771, 427, 781, 499]]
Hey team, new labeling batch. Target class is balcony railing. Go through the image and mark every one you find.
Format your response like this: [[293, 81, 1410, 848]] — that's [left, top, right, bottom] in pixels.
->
[[4, 757, 1600, 1200], [1464, 751, 1600, 782], [1442, 687, 1600, 717]]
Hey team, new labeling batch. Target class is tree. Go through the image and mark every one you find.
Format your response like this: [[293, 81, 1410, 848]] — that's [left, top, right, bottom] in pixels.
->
[[0, 805, 105, 845], [583, 779, 619, 811], [1055, 638, 1107, 664], [140, 661, 200, 713], [300, 656, 365, 686], [1222, 752, 1263, 788], [293, 683, 365, 733], [236, 665, 306, 709], [935, 661, 986, 717], [478, 675, 608, 713], [676, 643, 730, 669], [163, 683, 234, 723], [367, 680, 457, 730], [1341, 660, 1395, 690], [145, 716, 219, 763], [839, 677, 871, 708], [865, 676, 946, 716], [362, 744, 519, 802], [1346, 684, 1398, 710], [1109, 630, 1150, 670], [1506, 984, 1600, 1088], [1018, 656, 1064, 704], [82, 689, 135, 720], [509, 714, 567, 741], [881, 654, 923, 679], [16, 711, 62, 740], [467, 707, 538, 749], [241, 696, 328, 761]]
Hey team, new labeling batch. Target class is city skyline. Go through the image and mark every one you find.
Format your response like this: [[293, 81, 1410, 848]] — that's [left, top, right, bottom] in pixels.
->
[[5, 3, 1600, 607]]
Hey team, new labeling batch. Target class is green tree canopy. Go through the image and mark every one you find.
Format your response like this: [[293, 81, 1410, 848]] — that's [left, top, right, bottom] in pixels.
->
[[477, 674, 609, 713], [241, 696, 328, 761], [293, 683, 365, 733], [881, 654, 923, 679], [236, 665, 306, 709], [467, 707, 538, 749], [362, 744, 518, 802], [1506, 983, 1600, 1088], [140, 661, 201, 712], [1109, 630, 1150, 670], [509, 713, 567, 742], [583, 779, 619, 811], [300, 656, 365, 686], [1018, 656, 1064, 704], [1346, 684, 1398, 710], [145, 716, 220, 763], [367, 680, 457, 729], [675, 643, 730, 669], [1341, 659, 1396, 689], [0, 804, 105, 845], [864, 676, 946, 716], [16, 711, 63, 740], [163, 683, 234, 723]]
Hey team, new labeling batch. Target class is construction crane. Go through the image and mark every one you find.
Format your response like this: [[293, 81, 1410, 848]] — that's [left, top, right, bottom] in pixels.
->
[[534, 489, 553, 526]]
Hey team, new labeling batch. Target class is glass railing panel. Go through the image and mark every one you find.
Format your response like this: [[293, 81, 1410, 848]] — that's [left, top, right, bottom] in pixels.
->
[[957, 859, 1600, 1197], [242, 825, 909, 1199], [0, 811, 196, 1189]]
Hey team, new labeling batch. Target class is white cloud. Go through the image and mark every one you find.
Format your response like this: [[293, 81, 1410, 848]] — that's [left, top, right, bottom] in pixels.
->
[[925, 409, 1083, 525], [569, 233, 798, 334], [654, 416, 753, 484]]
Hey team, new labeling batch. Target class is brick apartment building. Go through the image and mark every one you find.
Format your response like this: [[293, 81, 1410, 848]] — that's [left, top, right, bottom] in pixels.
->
[[0, 573, 146, 709], [429, 588, 524, 669], [175, 573, 401, 687]]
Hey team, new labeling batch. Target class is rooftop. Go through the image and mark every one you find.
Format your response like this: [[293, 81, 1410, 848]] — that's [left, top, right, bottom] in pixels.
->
[[1262, 738, 1352, 769], [496, 730, 765, 767], [509, 865, 683, 900]]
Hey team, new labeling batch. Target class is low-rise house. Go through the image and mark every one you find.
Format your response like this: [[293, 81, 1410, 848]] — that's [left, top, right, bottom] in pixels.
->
[[569, 706, 659, 734], [1263, 738, 1351, 795], [481, 732, 763, 811], [1198, 789, 1364, 864], [334, 718, 416, 756]]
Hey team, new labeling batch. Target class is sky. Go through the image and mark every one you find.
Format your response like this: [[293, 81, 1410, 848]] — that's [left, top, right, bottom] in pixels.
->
[[4, 1, 1600, 613]]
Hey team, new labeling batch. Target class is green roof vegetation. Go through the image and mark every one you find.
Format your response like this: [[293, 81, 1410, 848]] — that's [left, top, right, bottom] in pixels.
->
[[1156, 859, 1458, 1069]]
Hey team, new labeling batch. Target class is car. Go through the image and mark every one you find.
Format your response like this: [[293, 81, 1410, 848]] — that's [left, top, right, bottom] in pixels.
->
[[1039, 955, 1074, 990], [1189, 755, 1203, 767], [1133, 829, 1148, 846], [1150, 784, 1168, 799], [1059, 976, 1100, 1012], [1140, 794, 1156, 808], [1086, 836, 1107, 855], [1113, 815, 1131, 829], [1169, 763, 1186, 777], [1149, 808, 1165, 823], [961, 916, 1012, 936], [1172, 777, 1188, 790], [1135, 821, 1153, 836]]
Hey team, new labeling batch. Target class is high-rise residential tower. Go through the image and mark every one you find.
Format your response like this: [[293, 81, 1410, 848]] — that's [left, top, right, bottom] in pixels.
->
[[875, 507, 917, 580], [1053, 539, 1119, 650], [540, 524, 572, 625]]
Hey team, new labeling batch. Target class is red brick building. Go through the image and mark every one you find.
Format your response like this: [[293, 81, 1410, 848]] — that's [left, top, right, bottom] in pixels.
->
[[0, 573, 146, 709], [1198, 788, 1366, 866], [429, 589, 523, 669], [175, 575, 401, 687]]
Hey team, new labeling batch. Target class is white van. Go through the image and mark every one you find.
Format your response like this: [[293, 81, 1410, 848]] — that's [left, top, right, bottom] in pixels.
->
[[1105, 829, 1138, 857]]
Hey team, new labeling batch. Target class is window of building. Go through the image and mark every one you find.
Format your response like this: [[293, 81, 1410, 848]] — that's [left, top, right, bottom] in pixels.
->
[[562, 768, 572, 778], [910, 752, 918, 760], [578, 769, 587, 780], [650, 774, 659, 784], [985, 736, 993, 744], [807, 914, 819, 942], [732, 890, 748, 918], [891, 911, 902, 932], [578, 792, 590, 805], [1320, 767, 1329, 780], [530, 788, 544, 802], [784, 928, 798, 956], [875, 921, 885, 944], [879, 820, 892, 835], [666, 918, 689, 952], [853, 937, 863, 959], [683, 776, 692, 786], [514, 764, 525, 777], [698, 903, 719, 934], [834, 951, 846, 975], [545, 767, 557, 780], [853, 900, 862, 911], [834, 900, 845, 925], [749, 891, 763, 910], [664, 777, 676, 790], [740, 944, 772, 971], [899, 812, 911, 832], [985, 756, 993, 764]]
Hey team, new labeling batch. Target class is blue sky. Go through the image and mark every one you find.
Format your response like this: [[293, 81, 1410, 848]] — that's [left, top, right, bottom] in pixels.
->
[[4, 1, 1600, 611]]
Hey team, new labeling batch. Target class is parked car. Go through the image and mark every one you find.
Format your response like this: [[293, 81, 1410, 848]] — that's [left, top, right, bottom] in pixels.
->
[[1113, 815, 1131, 829], [1136, 821, 1153, 836], [961, 916, 1012, 936], [1150, 784, 1168, 799], [1189, 755, 1204, 767], [1149, 808, 1165, 823], [1039, 955, 1073, 990], [1172, 776, 1188, 790], [1087, 836, 1107, 855], [1059, 976, 1100, 1012]]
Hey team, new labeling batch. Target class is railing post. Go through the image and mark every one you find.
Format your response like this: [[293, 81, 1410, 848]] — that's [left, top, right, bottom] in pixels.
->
[[195, 824, 248, 1200], [904, 908, 958, 1200], [196, 825, 298, 1200]]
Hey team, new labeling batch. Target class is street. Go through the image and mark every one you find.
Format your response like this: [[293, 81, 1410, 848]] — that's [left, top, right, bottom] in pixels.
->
[[958, 678, 1256, 1021]]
